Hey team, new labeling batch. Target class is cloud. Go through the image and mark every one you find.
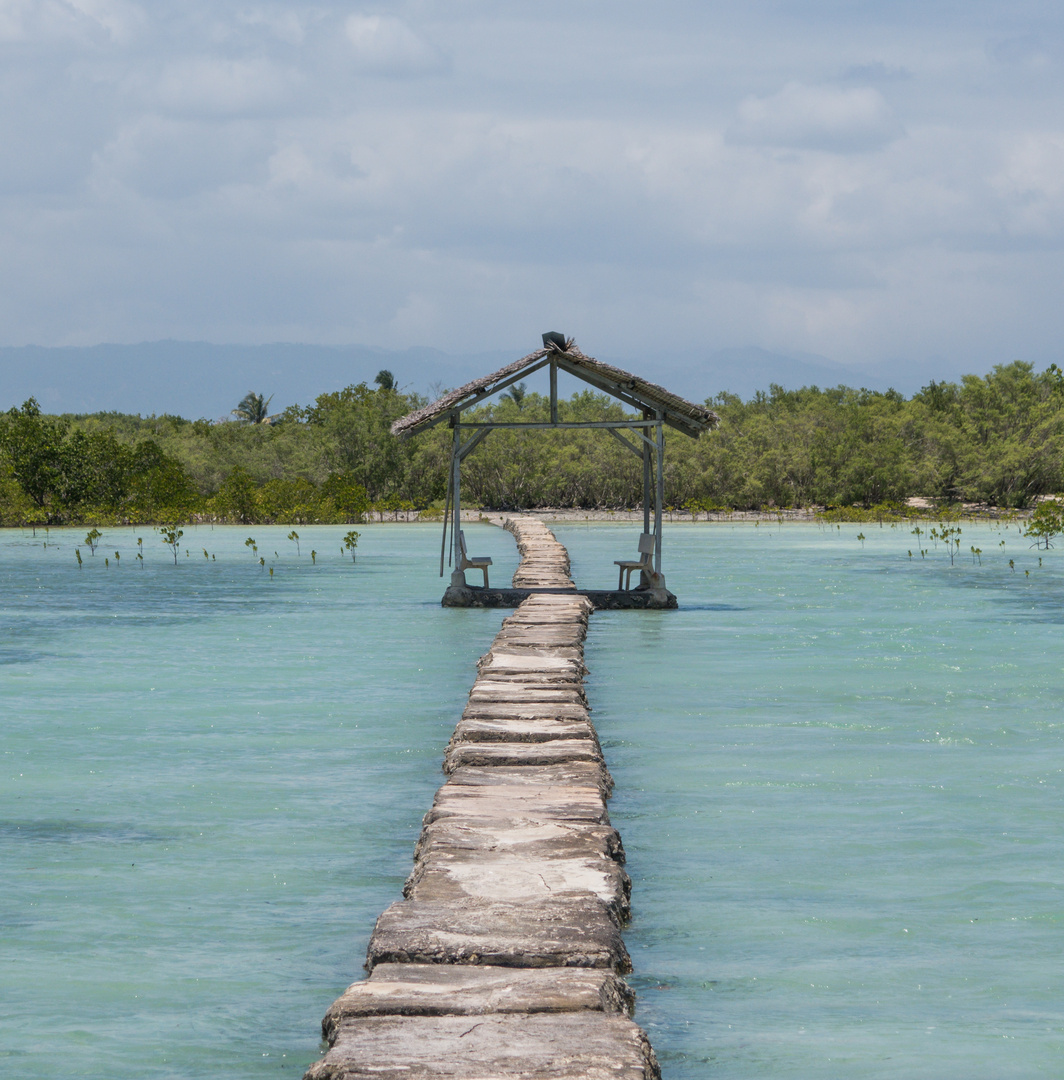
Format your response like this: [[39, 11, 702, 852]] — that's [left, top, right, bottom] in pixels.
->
[[344, 14, 445, 76], [729, 82, 903, 153], [154, 56, 298, 116], [3, 1, 1064, 383], [0, 0, 142, 43], [840, 62, 911, 84], [65, 0, 143, 43]]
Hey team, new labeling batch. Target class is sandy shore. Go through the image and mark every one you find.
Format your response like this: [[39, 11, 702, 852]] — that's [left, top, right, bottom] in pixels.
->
[[361, 502, 1027, 525]]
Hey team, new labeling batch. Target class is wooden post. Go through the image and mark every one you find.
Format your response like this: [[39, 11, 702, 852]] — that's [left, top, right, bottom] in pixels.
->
[[452, 418, 462, 570], [654, 416, 664, 574], [550, 360, 558, 425], [642, 410, 651, 536]]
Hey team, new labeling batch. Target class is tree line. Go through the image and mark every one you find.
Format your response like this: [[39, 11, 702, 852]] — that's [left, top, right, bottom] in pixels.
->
[[2, 360, 1063, 526]]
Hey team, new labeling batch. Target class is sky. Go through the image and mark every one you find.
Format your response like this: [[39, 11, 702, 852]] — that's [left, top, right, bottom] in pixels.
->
[[3, 1, 1064, 407]]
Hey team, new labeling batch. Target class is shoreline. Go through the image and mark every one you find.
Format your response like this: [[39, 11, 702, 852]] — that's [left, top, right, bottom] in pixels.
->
[[391, 503, 1031, 526], [1, 501, 1037, 533]]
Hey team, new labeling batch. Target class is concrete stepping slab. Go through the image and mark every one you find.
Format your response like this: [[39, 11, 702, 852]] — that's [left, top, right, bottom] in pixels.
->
[[468, 687, 588, 706], [445, 762, 612, 798], [470, 673, 587, 690], [443, 739, 604, 773], [480, 650, 586, 671], [450, 717, 598, 743], [413, 819, 625, 865], [404, 848, 630, 918], [321, 964, 634, 1036], [366, 896, 631, 971], [425, 786, 610, 828], [462, 702, 592, 724], [307, 1012, 659, 1080]]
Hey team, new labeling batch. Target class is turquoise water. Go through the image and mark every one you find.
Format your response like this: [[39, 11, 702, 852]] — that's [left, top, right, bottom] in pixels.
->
[[3, 520, 1064, 1077], [558, 520, 1064, 1079]]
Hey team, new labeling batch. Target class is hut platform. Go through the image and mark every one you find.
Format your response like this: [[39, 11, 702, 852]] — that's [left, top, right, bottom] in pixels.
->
[[442, 515, 678, 609]]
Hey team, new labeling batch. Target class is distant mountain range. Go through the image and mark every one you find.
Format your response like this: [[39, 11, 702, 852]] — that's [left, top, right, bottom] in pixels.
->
[[0, 340, 948, 419]]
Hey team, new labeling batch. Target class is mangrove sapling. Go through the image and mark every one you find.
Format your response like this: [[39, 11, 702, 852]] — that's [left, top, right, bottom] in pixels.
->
[[259, 557, 265, 569], [1010, 559, 1015, 572], [269, 566, 274, 578], [857, 533, 866, 547], [84, 528, 102, 555], [1024, 499, 1064, 550], [203, 548, 209, 558], [137, 537, 143, 565], [343, 530, 360, 561], [114, 551, 120, 564], [310, 549, 317, 564], [245, 537, 257, 556], [159, 525, 183, 565], [75, 548, 82, 568], [971, 546, 982, 565], [288, 530, 300, 556]]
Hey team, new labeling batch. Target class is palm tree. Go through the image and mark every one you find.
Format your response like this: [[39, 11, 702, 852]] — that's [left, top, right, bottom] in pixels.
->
[[232, 392, 275, 424], [374, 370, 396, 391]]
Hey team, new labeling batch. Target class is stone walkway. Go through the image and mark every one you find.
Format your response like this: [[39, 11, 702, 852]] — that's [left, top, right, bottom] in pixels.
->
[[305, 517, 659, 1080]]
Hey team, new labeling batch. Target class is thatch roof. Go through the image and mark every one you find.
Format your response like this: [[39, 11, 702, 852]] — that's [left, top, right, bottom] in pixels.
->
[[391, 341, 719, 439]]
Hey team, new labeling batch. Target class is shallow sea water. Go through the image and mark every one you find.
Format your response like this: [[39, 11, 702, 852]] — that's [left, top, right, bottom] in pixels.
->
[[3, 520, 1063, 1077]]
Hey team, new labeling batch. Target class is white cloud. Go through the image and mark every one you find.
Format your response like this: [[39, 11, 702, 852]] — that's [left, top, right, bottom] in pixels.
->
[[344, 14, 444, 76], [730, 81, 902, 152]]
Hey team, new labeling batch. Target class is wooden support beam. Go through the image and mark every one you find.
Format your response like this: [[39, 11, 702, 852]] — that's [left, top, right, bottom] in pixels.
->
[[462, 420, 657, 433], [606, 428, 642, 460], [458, 427, 492, 461]]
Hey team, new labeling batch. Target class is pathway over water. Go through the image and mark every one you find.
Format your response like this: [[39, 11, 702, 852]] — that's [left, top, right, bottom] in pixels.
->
[[306, 517, 659, 1079]]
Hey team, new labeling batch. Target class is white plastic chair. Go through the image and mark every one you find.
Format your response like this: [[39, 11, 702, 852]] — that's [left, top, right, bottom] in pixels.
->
[[614, 532, 654, 590]]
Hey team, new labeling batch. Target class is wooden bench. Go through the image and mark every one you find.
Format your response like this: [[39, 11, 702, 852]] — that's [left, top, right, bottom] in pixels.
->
[[614, 532, 654, 591], [459, 530, 492, 588]]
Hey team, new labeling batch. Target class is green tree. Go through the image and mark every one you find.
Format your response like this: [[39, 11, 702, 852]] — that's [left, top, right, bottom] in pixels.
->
[[1025, 499, 1064, 549], [232, 392, 276, 424], [0, 399, 66, 510]]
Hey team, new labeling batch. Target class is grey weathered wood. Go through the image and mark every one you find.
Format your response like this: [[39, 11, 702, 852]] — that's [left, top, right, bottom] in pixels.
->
[[309, 1012, 661, 1079]]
